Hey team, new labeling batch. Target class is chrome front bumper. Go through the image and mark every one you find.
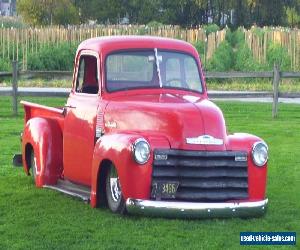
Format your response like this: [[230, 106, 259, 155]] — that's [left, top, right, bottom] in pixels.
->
[[126, 198, 268, 218]]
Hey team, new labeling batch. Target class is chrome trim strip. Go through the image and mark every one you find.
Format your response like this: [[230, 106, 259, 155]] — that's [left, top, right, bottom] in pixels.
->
[[126, 198, 268, 218]]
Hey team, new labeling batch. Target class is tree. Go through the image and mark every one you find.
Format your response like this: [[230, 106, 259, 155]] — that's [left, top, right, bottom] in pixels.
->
[[17, 0, 300, 27], [160, 0, 206, 27], [17, 0, 45, 25], [286, 7, 300, 26], [53, 0, 80, 25], [17, 0, 80, 25], [125, 0, 161, 24]]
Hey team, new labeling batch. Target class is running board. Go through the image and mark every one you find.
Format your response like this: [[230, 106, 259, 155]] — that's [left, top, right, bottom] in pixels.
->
[[44, 179, 91, 203]]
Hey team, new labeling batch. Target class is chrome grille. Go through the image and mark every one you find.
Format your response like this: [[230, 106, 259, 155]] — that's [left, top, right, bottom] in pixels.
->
[[151, 149, 248, 202]]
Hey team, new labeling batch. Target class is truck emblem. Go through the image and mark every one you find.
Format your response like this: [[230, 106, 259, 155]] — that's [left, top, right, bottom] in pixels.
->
[[186, 135, 223, 145], [105, 121, 117, 129]]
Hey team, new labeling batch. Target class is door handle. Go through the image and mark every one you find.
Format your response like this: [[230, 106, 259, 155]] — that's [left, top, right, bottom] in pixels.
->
[[64, 105, 76, 109], [63, 105, 76, 116]]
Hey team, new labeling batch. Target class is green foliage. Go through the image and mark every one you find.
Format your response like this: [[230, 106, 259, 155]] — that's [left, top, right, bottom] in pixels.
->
[[0, 58, 12, 72], [206, 41, 234, 71], [251, 27, 265, 39], [17, 0, 80, 26], [193, 40, 205, 59], [225, 28, 245, 47], [147, 21, 165, 28], [267, 42, 291, 71], [14, 0, 300, 27], [286, 7, 300, 26], [225, 28, 263, 71], [0, 17, 27, 28], [27, 43, 77, 70], [203, 24, 220, 36], [52, 0, 80, 25], [234, 43, 259, 71]]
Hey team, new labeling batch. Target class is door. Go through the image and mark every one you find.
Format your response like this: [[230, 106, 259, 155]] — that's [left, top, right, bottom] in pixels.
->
[[63, 51, 100, 186]]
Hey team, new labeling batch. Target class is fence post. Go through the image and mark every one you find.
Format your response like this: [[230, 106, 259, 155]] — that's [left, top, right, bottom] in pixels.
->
[[12, 61, 19, 116], [272, 64, 280, 119]]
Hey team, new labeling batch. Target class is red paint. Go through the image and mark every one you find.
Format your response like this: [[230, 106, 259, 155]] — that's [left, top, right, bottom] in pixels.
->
[[20, 36, 267, 209]]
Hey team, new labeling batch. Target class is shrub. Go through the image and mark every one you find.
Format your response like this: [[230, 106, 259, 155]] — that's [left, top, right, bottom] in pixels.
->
[[226, 28, 245, 47], [0, 58, 12, 72], [147, 21, 165, 29], [234, 43, 263, 71], [206, 41, 234, 71], [193, 40, 205, 59], [251, 26, 265, 39], [27, 43, 77, 71], [203, 24, 220, 36], [267, 42, 291, 70], [0, 16, 26, 28]]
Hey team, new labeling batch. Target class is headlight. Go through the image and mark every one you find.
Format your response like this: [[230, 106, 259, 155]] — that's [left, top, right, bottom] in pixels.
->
[[133, 138, 151, 164], [252, 142, 268, 167]]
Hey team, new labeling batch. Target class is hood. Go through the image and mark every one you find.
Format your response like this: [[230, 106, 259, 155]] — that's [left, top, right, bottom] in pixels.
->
[[104, 93, 227, 151]]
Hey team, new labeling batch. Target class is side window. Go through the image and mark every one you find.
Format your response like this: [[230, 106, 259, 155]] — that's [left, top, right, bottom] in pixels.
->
[[75, 55, 99, 94], [77, 58, 85, 91]]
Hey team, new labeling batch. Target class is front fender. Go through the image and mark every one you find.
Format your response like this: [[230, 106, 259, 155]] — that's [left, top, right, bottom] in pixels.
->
[[226, 133, 267, 200], [90, 133, 170, 207], [22, 117, 63, 187]]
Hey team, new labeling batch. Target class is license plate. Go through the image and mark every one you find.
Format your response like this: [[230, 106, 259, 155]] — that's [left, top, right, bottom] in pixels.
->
[[151, 181, 179, 199]]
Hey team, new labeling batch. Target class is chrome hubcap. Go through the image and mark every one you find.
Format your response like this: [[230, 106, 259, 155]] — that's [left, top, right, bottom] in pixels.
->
[[109, 168, 121, 202], [32, 155, 37, 177]]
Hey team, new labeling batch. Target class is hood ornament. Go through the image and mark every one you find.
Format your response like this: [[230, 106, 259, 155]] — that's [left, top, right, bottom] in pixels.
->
[[186, 135, 223, 145]]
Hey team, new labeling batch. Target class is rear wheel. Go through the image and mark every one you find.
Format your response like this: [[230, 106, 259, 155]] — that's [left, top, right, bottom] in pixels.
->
[[30, 151, 37, 183], [105, 164, 126, 214]]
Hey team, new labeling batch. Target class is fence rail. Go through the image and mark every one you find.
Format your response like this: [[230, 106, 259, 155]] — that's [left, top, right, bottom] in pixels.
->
[[0, 62, 299, 118], [205, 72, 274, 79]]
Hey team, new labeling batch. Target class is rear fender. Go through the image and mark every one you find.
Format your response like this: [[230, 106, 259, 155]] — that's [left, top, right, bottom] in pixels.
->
[[90, 133, 170, 208], [22, 117, 63, 187]]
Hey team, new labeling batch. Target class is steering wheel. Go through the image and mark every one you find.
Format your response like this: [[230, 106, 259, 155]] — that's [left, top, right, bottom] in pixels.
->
[[165, 78, 189, 88]]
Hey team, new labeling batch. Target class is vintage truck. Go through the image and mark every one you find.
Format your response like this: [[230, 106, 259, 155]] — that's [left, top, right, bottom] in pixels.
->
[[14, 36, 268, 218]]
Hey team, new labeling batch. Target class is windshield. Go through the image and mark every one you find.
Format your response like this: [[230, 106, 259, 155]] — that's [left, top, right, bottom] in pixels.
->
[[106, 50, 202, 93]]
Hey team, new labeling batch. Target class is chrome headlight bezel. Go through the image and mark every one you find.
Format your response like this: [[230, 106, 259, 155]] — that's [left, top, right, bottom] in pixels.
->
[[252, 141, 268, 167], [133, 138, 151, 165]]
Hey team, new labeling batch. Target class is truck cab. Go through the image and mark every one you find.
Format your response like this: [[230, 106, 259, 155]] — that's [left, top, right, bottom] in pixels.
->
[[19, 36, 268, 218]]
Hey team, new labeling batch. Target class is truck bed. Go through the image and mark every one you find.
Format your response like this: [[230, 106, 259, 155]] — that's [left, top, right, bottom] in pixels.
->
[[21, 101, 65, 130]]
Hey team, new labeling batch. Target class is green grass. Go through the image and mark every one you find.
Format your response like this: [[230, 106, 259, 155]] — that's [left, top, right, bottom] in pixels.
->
[[207, 79, 300, 92], [0, 96, 299, 250], [1, 78, 300, 92]]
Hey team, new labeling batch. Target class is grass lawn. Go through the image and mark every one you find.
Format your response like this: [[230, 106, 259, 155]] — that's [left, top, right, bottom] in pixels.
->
[[0, 96, 299, 250], [1, 78, 300, 92]]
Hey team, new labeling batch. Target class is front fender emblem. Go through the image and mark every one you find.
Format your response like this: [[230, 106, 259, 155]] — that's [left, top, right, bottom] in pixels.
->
[[105, 121, 117, 129], [186, 135, 223, 145]]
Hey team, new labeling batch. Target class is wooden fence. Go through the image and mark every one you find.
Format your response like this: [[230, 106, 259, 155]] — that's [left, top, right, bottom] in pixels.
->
[[1, 26, 299, 71], [0, 26, 226, 71], [244, 27, 300, 71], [0, 62, 299, 118]]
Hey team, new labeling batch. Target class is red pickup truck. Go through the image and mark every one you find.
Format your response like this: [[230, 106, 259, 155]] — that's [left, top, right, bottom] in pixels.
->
[[15, 36, 268, 218]]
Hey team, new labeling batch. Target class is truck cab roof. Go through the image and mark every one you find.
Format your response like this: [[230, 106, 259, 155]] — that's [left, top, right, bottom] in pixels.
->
[[77, 36, 198, 56]]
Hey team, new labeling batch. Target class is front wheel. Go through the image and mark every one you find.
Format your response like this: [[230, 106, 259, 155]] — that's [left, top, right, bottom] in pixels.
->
[[105, 164, 126, 214]]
